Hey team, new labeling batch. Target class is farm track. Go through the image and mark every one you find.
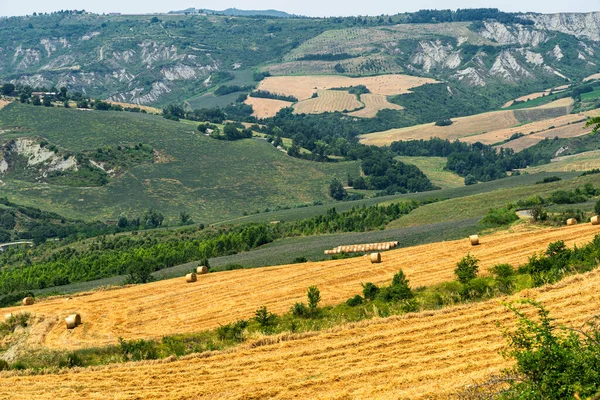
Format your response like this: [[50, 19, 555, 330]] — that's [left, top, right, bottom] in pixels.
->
[[4, 223, 600, 351], [3, 265, 600, 398]]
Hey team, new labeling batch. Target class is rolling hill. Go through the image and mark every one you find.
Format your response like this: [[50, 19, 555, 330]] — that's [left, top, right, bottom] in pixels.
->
[[0, 102, 358, 223]]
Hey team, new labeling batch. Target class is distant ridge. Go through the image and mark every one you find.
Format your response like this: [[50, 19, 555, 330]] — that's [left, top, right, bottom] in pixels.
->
[[168, 8, 296, 18]]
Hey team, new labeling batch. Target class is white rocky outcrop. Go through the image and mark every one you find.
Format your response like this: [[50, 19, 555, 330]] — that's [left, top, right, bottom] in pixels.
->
[[453, 67, 486, 87], [411, 40, 461, 72], [551, 44, 564, 61], [490, 50, 533, 82], [526, 12, 600, 41], [479, 21, 546, 46]]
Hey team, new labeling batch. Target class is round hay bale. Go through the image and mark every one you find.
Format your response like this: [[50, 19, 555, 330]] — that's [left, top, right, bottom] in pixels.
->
[[370, 253, 381, 264], [4, 313, 13, 321], [592, 216, 600, 225], [65, 313, 81, 330], [196, 265, 208, 274], [186, 273, 197, 283], [567, 218, 577, 226], [469, 235, 480, 246], [22, 297, 34, 306], [384, 244, 390, 250]]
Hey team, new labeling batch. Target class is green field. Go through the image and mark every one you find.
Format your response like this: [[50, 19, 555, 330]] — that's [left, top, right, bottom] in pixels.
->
[[0, 103, 359, 223], [396, 156, 464, 189], [387, 173, 600, 228], [186, 70, 256, 109]]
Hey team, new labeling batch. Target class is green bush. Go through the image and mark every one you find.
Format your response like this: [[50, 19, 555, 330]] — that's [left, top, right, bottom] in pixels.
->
[[118, 337, 158, 361], [345, 295, 364, 307], [216, 320, 248, 343], [455, 254, 479, 284], [480, 206, 518, 227], [307, 286, 321, 315], [0, 360, 9, 371], [291, 302, 308, 317], [362, 282, 380, 301], [378, 269, 413, 302], [254, 306, 277, 333]]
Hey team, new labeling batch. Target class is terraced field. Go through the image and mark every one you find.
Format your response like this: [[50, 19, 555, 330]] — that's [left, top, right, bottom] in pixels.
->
[[5, 223, 600, 351], [293, 90, 362, 114], [3, 260, 600, 399], [348, 94, 404, 118]]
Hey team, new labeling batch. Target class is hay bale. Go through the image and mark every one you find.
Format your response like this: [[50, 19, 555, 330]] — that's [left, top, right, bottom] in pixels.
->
[[4, 313, 12, 321], [22, 297, 34, 306], [370, 253, 381, 264], [196, 265, 208, 274], [384, 244, 390, 250], [469, 235, 480, 246], [592, 216, 600, 225], [567, 218, 577, 226], [186, 273, 197, 283], [65, 313, 81, 329]]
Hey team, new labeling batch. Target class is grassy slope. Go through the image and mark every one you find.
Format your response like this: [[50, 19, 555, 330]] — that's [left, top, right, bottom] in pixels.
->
[[388, 173, 600, 228], [396, 156, 464, 189], [0, 103, 359, 223]]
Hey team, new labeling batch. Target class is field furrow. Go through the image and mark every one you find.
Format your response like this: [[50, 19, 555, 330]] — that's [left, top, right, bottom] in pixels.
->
[[4, 224, 600, 351], [2, 268, 600, 399]]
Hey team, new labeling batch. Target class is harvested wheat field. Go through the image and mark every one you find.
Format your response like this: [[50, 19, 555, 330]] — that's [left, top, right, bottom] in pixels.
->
[[245, 96, 294, 119], [459, 113, 589, 147], [256, 74, 438, 101], [498, 119, 593, 152], [293, 90, 362, 114], [584, 72, 600, 82], [360, 98, 574, 146], [360, 110, 520, 146], [3, 268, 600, 399], [502, 91, 550, 108], [4, 224, 600, 351], [348, 93, 404, 118]]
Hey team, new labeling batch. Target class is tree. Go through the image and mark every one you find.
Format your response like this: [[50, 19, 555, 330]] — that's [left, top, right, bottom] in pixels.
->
[[455, 254, 479, 284], [1, 83, 15, 96], [464, 174, 477, 185], [307, 286, 321, 314], [379, 269, 414, 302], [223, 123, 241, 140], [43, 95, 53, 107], [595, 199, 600, 216], [32, 95, 42, 106], [586, 116, 600, 135], [179, 211, 192, 225], [142, 209, 164, 228], [362, 282, 379, 301], [531, 205, 548, 222], [254, 305, 276, 333], [126, 261, 154, 284], [329, 178, 347, 200]]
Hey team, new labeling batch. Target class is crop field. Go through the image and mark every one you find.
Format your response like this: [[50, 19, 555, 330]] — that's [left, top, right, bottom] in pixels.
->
[[5, 222, 600, 351], [293, 90, 362, 114], [0, 103, 359, 222], [395, 156, 464, 189], [348, 94, 404, 118], [0, 99, 11, 110], [584, 72, 600, 82], [524, 150, 600, 173], [4, 236, 600, 399], [387, 173, 600, 228], [360, 98, 574, 146], [256, 74, 438, 101], [245, 96, 294, 119], [502, 91, 550, 108], [459, 113, 589, 146], [497, 120, 592, 152]]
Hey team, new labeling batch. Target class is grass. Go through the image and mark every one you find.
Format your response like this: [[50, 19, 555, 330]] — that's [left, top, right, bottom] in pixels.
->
[[504, 93, 561, 110], [387, 173, 600, 228], [395, 156, 464, 189], [0, 103, 359, 223], [186, 70, 256, 109]]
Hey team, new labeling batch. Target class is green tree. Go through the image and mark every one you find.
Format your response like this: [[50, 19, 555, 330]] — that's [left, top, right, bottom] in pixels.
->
[[595, 199, 600, 216], [586, 116, 600, 135], [1, 83, 15, 95], [42, 95, 53, 107], [362, 282, 380, 301], [32, 95, 42, 106], [329, 178, 347, 200], [254, 305, 276, 333], [307, 286, 321, 314], [142, 209, 164, 228], [455, 254, 479, 284], [179, 211, 192, 225], [125, 262, 154, 284], [464, 174, 477, 186]]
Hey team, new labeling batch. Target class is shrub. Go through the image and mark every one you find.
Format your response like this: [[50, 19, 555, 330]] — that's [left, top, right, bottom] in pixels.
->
[[362, 282, 380, 301], [455, 254, 479, 284], [480, 207, 518, 227], [307, 286, 321, 314], [464, 174, 477, 186], [435, 119, 453, 126], [58, 352, 84, 368], [530, 205, 548, 222], [291, 302, 308, 317], [536, 176, 561, 184], [118, 337, 158, 361], [216, 320, 248, 342], [346, 295, 364, 307], [0, 360, 8, 371], [254, 306, 276, 333]]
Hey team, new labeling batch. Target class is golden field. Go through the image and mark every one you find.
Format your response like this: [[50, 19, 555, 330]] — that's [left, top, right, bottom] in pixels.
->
[[244, 96, 294, 119], [4, 223, 600, 352], [2, 262, 600, 399], [584, 72, 600, 82], [255, 74, 437, 101], [0, 99, 11, 110], [293, 90, 362, 114], [348, 93, 404, 118]]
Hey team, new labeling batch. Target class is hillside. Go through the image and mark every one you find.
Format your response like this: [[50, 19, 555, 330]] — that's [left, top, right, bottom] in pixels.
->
[[5, 223, 599, 350], [0, 102, 358, 222], [2, 11, 600, 107], [2, 228, 600, 398]]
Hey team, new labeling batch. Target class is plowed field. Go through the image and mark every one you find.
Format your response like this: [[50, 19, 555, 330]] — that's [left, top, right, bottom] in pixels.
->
[[3, 266, 600, 399], [5, 224, 600, 351]]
